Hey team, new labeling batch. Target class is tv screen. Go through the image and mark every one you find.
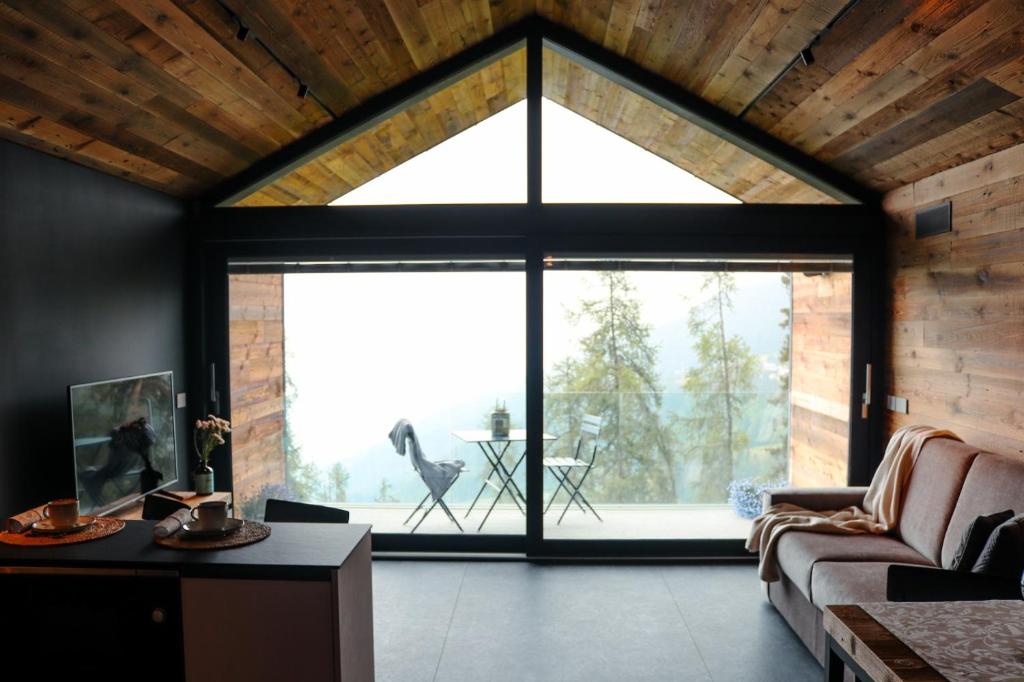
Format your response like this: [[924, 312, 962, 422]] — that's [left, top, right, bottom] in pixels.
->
[[70, 371, 178, 515]]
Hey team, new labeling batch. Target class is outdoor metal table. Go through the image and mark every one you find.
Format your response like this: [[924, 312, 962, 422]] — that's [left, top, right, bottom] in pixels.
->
[[452, 429, 557, 531]]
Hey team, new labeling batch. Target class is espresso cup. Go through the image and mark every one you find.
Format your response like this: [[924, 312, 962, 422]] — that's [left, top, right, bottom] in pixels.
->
[[191, 501, 228, 530], [44, 498, 80, 529]]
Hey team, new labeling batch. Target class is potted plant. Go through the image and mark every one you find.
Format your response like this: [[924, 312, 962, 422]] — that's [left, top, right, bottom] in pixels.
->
[[194, 414, 230, 495], [727, 477, 786, 519]]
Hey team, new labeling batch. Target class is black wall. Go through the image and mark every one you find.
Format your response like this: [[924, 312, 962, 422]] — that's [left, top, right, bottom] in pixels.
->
[[0, 141, 189, 517]]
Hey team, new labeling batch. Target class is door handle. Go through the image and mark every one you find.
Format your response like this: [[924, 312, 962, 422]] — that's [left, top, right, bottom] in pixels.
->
[[861, 363, 872, 419]]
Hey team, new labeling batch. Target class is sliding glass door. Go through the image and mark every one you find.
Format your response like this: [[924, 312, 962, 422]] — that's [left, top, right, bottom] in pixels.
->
[[228, 261, 527, 542], [209, 229, 878, 557], [539, 259, 853, 543]]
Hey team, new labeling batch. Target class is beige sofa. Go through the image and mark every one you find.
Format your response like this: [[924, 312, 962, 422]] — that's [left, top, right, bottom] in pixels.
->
[[762, 437, 1024, 663]]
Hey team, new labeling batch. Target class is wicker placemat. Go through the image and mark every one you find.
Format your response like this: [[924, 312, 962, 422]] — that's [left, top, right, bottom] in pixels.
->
[[0, 516, 126, 546], [154, 520, 270, 550]]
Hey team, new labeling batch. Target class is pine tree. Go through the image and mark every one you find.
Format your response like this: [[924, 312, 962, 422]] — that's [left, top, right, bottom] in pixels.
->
[[545, 271, 677, 503], [764, 274, 792, 480], [375, 478, 399, 503], [681, 272, 759, 502]]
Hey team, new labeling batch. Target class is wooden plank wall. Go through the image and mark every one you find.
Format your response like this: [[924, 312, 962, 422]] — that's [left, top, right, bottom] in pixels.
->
[[884, 143, 1024, 457], [789, 272, 852, 486], [228, 274, 286, 508]]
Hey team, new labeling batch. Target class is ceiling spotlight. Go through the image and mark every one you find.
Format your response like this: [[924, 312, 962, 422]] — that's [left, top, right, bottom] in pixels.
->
[[236, 25, 250, 41], [799, 48, 815, 66], [297, 83, 309, 99]]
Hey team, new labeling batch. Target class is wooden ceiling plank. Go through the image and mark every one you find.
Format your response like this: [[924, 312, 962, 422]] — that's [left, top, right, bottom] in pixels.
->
[[835, 79, 1020, 175], [0, 0, 194, 107], [701, 0, 804, 105], [635, 0, 687, 75], [817, 28, 1024, 162], [4, 0, 298, 162], [743, 0, 917, 129], [602, 0, 643, 55], [268, 0, 379, 108], [768, 0, 987, 142], [0, 99, 196, 191], [159, 53, 297, 148], [987, 53, 1024, 98], [0, 36, 258, 178], [791, 0, 1023, 154], [382, 0, 442, 69], [0, 123, 184, 193], [438, 0, 478, 51], [870, 102, 1024, 189], [176, 0, 332, 127], [0, 4, 158, 106], [0, 71, 222, 185], [114, 0, 314, 136], [354, 0, 421, 80], [419, 1, 456, 56], [713, 0, 849, 115], [75, 1, 297, 150], [336, 0, 409, 87], [669, 0, 762, 94]]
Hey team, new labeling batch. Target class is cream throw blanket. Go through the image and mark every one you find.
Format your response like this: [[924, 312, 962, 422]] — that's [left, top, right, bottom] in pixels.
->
[[747, 425, 961, 582]]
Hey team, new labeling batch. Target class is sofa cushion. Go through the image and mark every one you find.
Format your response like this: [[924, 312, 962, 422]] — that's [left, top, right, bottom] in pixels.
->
[[897, 438, 980, 565], [775, 531, 932, 601], [810, 562, 921, 609], [972, 513, 1024, 579], [941, 452, 1024, 568], [951, 509, 1015, 571]]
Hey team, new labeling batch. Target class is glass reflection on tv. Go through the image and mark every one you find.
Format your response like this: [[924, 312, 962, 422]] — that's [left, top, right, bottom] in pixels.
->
[[70, 372, 178, 514]]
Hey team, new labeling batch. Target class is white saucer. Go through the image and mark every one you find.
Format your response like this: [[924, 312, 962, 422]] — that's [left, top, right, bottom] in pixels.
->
[[31, 516, 96, 534], [180, 518, 244, 539]]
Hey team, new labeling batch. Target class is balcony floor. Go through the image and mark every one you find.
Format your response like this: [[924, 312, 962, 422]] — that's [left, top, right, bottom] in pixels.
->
[[342, 502, 753, 539]]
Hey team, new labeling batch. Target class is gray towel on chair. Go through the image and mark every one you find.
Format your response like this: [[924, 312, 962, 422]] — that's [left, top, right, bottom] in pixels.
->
[[388, 419, 464, 501]]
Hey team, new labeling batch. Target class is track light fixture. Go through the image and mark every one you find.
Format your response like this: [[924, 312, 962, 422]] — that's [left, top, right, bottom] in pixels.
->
[[799, 47, 814, 66], [297, 83, 309, 99], [236, 25, 250, 41]]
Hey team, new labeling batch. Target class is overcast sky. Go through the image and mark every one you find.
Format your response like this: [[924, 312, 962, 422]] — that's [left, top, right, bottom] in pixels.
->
[[330, 98, 739, 205]]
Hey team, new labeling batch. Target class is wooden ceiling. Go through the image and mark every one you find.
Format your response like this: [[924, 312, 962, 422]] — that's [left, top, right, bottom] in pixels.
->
[[1, 1, 1023, 205]]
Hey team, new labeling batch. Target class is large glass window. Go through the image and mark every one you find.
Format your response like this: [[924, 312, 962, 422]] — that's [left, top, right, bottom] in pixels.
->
[[230, 264, 527, 536], [541, 260, 852, 540]]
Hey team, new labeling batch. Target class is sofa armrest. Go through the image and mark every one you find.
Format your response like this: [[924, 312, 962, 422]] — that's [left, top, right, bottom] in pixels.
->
[[762, 486, 868, 513], [886, 565, 1021, 602]]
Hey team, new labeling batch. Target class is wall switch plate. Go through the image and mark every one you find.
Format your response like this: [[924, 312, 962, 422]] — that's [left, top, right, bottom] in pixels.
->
[[176, 392, 187, 409], [886, 395, 909, 414]]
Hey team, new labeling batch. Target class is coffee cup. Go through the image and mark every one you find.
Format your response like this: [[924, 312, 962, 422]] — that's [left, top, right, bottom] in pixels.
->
[[44, 498, 80, 529], [191, 501, 228, 530]]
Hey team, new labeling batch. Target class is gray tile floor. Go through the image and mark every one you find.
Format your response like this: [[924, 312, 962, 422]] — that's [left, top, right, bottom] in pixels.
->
[[372, 561, 820, 682]]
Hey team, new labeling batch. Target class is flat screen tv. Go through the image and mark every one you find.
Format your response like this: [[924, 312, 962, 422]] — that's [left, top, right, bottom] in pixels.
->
[[69, 371, 179, 515]]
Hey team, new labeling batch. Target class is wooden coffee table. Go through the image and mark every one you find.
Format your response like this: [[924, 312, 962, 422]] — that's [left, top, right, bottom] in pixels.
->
[[823, 605, 944, 681]]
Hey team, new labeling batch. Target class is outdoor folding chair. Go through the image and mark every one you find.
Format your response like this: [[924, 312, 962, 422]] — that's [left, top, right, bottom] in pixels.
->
[[388, 418, 466, 533], [543, 414, 603, 524]]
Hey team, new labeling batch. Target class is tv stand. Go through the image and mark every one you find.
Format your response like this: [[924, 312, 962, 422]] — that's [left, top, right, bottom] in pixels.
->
[[0, 522, 373, 681], [110, 490, 233, 520]]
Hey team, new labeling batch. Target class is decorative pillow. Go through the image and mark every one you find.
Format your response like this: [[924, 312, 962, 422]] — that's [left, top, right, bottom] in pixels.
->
[[951, 509, 1014, 571], [972, 513, 1024, 579]]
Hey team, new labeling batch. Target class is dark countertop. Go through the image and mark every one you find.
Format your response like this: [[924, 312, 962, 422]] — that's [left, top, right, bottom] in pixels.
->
[[0, 521, 371, 580]]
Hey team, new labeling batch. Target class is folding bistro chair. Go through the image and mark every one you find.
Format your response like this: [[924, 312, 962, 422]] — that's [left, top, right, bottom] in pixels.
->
[[543, 415, 603, 524], [388, 419, 466, 533]]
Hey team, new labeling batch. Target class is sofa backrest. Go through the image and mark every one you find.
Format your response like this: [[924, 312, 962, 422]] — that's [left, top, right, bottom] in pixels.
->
[[898, 438, 980, 565], [940, 452, 1024, 568]]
